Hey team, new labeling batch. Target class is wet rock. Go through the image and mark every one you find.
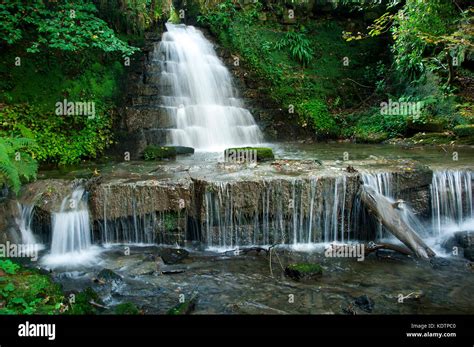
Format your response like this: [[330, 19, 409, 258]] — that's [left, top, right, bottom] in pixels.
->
[[464, 247, 474, 261], [354, 294, 374, 313], [96, 269, 123, 283], [455, 231, 474, 248], [284, 263, 323, 281], [430, 257, 451, 269], [174, 146, 195, 155], [159, 248, 189, 265]]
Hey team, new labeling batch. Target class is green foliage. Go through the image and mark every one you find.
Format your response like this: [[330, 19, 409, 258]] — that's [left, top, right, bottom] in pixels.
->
[[0, 136, 38, 194], [0, 104, 113, 166], [298, 100, 338, 138], [197, 0, 236, 33], [0, 260, 20, 275], [275, 31, 314, 66], [0, 1, 139, 57], [0, 53, 124, 165], [0, 261, 64, 315]]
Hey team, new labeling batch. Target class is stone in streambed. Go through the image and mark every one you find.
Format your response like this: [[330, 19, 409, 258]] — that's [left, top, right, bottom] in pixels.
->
[[354, 294, 374, 313], [464, 247, 474, 261], [159, 248, 189, 265], [284, 263, 323, 281], [174, 146, 194, 155], [96, 269, 123, 283], [224, 147, 274, 162]]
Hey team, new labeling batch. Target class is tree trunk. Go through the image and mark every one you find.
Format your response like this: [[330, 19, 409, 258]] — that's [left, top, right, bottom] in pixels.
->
[[360, 186, 436, 259]]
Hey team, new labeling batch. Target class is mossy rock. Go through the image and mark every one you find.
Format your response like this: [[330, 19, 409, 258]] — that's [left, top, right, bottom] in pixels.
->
[[284, 263, 323, 281], [224, 147, 274, 162], [408, 132, 456, 145], [143, 146, 177, 160], [407, 117, 447, 133], [167, 294, 198, 315], [454, 124, 474, 137], [114, 302, 140, 315], [67, 287, 104, 315], [355, 132, 388, 144]]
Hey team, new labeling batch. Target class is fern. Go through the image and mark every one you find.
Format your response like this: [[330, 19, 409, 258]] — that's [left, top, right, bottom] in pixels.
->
[[275, 31, 314, 67], [0, 136, 38, 195]]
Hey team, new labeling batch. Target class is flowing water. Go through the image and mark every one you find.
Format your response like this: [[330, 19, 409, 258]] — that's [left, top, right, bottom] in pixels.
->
[[431, 170, 473, 236], [154, 23, 262, 151], [41, 187, 100, 268], [15, 203, 37, 245]]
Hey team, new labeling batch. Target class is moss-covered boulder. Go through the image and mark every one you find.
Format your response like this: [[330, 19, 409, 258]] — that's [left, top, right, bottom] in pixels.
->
[[454, 124, 474, 137], [355, 131, 388, 144], [407, 117, 446, 133], [224, 147, 275, 163], [284, 263, 323, 281], [143, 146, 177, 160]]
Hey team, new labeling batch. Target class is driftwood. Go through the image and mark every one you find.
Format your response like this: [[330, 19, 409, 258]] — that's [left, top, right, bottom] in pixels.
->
[[360, 186, 436, 259]]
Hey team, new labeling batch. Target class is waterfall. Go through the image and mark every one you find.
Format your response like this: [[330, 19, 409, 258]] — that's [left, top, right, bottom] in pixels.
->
[[16, 203, 37, 245], [152, 23, 263, 151], [203, 176, 354, 249], [42, 187, 99, 268], [431, 170, 473, 235]]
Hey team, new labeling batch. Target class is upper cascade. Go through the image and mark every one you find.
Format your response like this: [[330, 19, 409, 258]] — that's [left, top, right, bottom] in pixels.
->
[[153, 23, 263, 151]]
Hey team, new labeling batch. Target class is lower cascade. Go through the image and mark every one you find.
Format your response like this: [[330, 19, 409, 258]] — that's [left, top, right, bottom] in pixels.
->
[[50, 187, 91, 254], [41, 186, 100, 268]]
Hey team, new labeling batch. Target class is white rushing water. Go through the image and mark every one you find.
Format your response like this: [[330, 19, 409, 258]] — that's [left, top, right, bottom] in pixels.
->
[[16, 203, 37, 245], [155, 23, 263, 151], [42, 187, 100, 267], [431, 170, 473, 236]]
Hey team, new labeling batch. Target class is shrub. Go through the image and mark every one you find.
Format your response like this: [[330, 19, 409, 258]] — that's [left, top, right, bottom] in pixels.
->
[[298, 100, 339, 138]]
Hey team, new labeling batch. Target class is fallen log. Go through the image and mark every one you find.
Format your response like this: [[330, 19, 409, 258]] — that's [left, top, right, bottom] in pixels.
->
[[360, 185, 436, 259], [364, 242, 414, 257]]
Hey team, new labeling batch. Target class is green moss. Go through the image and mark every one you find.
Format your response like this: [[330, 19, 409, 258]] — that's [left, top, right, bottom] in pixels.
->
[[224, 147, 275, 162], [285, 262, 323, 281], [454, 124, 474, 137], [114, 302, 140, 315], [287, 263, 323, 274], [143, 146, 177, 160], [355, 131, 389, 144], [407, 132, 456, 145], [167, 294, 198, 315], [66, 287, 103, 315]]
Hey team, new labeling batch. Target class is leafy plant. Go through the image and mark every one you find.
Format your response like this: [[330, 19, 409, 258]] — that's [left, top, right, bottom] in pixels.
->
[[0, 136, 38, 194]]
